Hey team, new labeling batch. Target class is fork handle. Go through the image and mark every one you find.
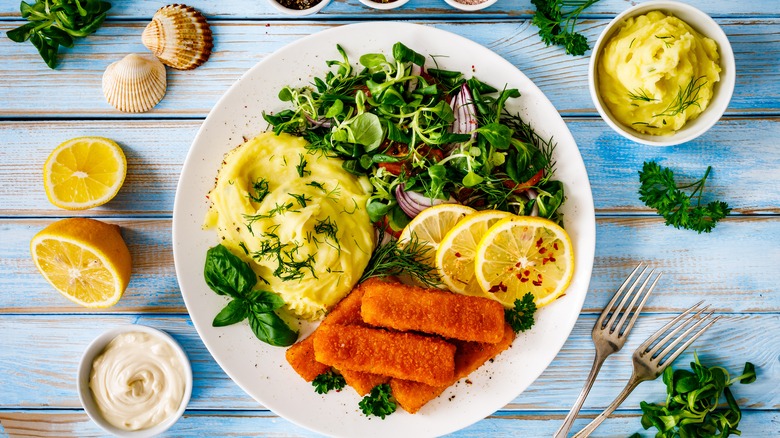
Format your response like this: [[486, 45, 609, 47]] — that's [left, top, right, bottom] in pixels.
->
[[571, 375, 643, 438], [553, 352, 608, 438]]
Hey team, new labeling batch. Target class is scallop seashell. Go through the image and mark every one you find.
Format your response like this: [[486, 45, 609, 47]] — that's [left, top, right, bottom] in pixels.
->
[[102, 54, 167, 113], [142, 4, 213, 70]]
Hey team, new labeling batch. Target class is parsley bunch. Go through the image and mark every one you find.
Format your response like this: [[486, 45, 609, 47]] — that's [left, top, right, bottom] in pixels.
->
[[312, 370, 346, 394], [638, 161, 731, 233], [635, 354, 756, 438], [531, 0, 600, 56], [505, 292, 537, 333], [359, 383, 397, 419]]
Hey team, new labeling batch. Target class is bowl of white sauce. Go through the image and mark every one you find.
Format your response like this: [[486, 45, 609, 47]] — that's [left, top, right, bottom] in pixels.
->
[[77, 325, 193, 437]]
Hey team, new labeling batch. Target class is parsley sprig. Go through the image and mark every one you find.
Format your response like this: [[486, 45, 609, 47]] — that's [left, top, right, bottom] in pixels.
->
[[634, 353, 756, 438], [531, 0, 600, 56], [359, 383, 397, 419], [312, 370, 346, 394], [638, 161, 731, 233], [505, 292, 537, 333]]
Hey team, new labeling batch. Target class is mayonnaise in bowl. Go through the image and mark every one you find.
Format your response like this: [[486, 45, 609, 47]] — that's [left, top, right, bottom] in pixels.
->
[[78, 325, 193, 437]]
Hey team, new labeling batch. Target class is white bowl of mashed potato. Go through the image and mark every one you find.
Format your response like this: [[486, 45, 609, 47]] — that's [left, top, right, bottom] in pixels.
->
[[78, 325, 193, 437], [589, 1, 735, 146]]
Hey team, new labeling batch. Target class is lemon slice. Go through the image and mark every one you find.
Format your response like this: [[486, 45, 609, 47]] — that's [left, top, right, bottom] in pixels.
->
[[44, 137, 127, 210], [398, 204, 476, 266], [474, 216, 574, 308], [435, 210, 513, 296], [30, 218, 132, 308]]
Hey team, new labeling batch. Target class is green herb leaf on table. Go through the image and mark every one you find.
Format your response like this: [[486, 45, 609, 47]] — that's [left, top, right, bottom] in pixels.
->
[[6, 0, 112, 69], [531, 0, 600, 56], [359, 383, 397, 419], [638, 352, 756, 438], [505, 292, 537, 333], [638, 161, 731, 233], [312, 370, 347, 394]]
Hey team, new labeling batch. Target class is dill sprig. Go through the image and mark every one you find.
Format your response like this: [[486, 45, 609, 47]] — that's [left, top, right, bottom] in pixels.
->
[[289, 193, 312, 208], [244, 201, 295, 231], [248, 178, 270, 203], [359, 233, 441, 288], [252, 231, 318, 281], [654, 76, 707, 118], [314, 216, 341, 253], [655, 35, 674, 48], [628, 88, 657, 102], [296, 153, 311, 177]]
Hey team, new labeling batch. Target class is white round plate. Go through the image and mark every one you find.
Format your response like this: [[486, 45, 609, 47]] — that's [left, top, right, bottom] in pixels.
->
[[173, 22, 595, 438]]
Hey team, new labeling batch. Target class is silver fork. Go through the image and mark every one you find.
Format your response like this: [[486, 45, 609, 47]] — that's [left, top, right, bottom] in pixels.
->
[[554, 264, 661, 438], [572, 301, 720, 438]]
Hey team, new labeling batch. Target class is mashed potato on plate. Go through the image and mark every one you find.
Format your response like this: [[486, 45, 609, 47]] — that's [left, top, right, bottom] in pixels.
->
[[204, 132, 375, 320]]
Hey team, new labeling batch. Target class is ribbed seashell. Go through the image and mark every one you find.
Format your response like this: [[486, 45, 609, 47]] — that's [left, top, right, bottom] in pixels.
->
[[142, 4, 213, 70], [102, 54, 167, 113]]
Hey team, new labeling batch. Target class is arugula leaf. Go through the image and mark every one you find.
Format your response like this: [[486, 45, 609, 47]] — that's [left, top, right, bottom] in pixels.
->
[[638, 161, 731, 233], [6, 0, 112, 69], [638, 353, 756, 438], [359, 383, 396, 419], [530, 0, 599, 56], [312, 370, 346, 394], [204, 245, 257, 297], [505, 292, 537, 333]]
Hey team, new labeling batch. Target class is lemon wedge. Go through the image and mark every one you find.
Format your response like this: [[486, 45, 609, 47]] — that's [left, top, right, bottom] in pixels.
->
[[435, 210, 513, 296], [30, 218, 132, 308], [44, 137, 127, 210], [474, 216, 573, 308], [398, 204, 476, 266]]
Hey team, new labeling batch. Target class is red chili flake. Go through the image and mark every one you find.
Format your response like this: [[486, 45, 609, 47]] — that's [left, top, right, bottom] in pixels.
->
[[515, 262, 521, 267], [516, 273, 523, 279], [500, 283, 508, 292], [455, 252, 461, 258], [549, 256, 556, 262], [532, 280, 542, 286], [520, 277, 529, 283], [542, 258, 549, 265], [524, 270, 530, 276], [536, 237, 543, 248], [553, 242, 559, 250], [488, 285, 501, 293], [539, 247, 547, 254]]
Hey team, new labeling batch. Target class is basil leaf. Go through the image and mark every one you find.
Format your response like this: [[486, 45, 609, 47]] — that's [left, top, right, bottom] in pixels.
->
[[204, 244, 257, 297], [248, 310, 298, 347], [247, 290, 285, 312], [212, 299, 249, 327]]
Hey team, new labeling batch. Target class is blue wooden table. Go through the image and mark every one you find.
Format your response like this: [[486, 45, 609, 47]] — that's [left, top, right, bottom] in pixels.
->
[[1, 0, 778, 436]]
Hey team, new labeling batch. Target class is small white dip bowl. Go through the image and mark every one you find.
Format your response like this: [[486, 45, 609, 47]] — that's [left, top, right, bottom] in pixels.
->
[[358, 0, 412, 10], [77, 325, 193, 437], [588, 0, 735, 146], [444, 0, 499, 12], [265, 0, 331, 16]]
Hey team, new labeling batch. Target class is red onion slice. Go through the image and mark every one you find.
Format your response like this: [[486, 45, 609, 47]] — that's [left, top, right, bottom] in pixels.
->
[[395, 184, 457, 218], [407, 63, 422, 93]]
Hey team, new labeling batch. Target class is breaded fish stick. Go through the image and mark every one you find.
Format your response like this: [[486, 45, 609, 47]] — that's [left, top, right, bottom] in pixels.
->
[[341, 370, 389, 396], [391, 323, 516, 414], [285, 335, 330, 382], [361, 281, 506, 343], [313, 324, 456, 386]]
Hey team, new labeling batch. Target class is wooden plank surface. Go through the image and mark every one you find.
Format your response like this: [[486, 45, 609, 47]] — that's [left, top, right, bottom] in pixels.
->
[[4, 216, 779, 314], [2, 118, 778, 216], [1, 409, 779, 437], [1, 314, 776, 410], [1, 19, 778, 117], [2, 0, 779, 19]]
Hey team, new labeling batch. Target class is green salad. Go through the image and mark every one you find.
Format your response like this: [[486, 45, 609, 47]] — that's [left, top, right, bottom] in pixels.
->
[[264, 42, 565, 232]]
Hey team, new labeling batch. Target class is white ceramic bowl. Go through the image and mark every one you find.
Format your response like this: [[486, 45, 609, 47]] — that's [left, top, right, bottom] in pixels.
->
[[358, 0, 411, 10], [265, 0, 331, 16], [444, 0, 498, 12], [77, 325, 193, 438], [588, 0, 735, 146]]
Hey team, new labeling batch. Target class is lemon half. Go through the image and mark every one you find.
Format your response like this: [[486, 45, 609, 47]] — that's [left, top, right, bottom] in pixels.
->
[[44, 137, 127, 210]]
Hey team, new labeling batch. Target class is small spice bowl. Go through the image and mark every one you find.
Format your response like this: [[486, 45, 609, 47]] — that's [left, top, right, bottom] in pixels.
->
[[358, 0, 411, 11], [77, 325, 193, 437], [266, 0, 331, 16], [444, 0, 499, 12], [588, 0, 735, 146]]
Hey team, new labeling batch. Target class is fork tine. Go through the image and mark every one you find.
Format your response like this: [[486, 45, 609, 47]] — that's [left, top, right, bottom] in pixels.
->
[[656, 314, 720, 366], [618, 271, 661, 336], [596, 263, 643, 328], [604, 265, 649, 330], [645, 305, 710, 358], [637, 300, 704, 352]]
